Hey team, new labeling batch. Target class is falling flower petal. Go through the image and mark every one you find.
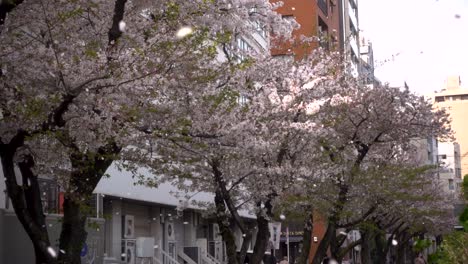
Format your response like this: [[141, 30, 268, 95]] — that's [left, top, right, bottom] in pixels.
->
[[48, 247, 57, 258], [119, 21, 126, 32], [176, 26, 193, 38]]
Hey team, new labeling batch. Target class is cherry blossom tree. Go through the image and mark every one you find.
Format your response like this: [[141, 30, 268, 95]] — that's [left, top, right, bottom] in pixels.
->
[[135, 44, 349, 264], [292, 83, 453, 264], [0, 0, 294, 263]]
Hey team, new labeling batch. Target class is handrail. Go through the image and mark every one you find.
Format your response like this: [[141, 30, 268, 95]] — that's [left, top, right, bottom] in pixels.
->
[[153, 256, 163, 264], [204, 253, 221, 264], [161, 249, 180, 264], [178, 250, 198, 264], [201, 255, 214, 264]]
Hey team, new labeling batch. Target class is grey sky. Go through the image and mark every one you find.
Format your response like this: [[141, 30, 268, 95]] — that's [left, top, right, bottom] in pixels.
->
[[359, 0, 468, 95]]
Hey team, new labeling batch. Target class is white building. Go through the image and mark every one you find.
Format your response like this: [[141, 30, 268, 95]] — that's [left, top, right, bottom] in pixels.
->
[[437, 142, 463, 200], [341, 0, 360, 77], [95, 165, 258, 264]]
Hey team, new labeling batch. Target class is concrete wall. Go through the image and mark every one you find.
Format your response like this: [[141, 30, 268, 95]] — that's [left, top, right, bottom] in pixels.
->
[[0, 209, 105, 264]]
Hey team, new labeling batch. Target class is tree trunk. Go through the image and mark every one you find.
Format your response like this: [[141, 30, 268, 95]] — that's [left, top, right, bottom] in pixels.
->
[[312, 222, 336, 264], [238, 231, 252, 264], [57, 197, 88, 264], [395, 243, 406, 264], [214, 190, 239, 264], [19, 156, 54, 264], [297, 212, 313, 264], [360, 229, 373, 264], [0, 149, 56, 263], [249, 212, 270, 264]]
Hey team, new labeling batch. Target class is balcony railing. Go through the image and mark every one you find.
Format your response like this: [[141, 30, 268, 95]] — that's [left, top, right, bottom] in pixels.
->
[[349, 6, 358, 32], [318, 0, 328, 16]]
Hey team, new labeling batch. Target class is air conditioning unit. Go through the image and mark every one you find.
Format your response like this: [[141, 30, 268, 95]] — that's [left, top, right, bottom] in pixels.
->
[[209, 224, 222, 241], [123, 215, 135, 239], [122, 240, 136, 264], [136, 237, 155, 258], [196, 238, 208, 254], [166, 221, 176, 241]]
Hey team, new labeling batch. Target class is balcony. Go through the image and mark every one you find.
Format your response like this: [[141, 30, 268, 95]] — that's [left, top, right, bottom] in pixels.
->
[[318, 0, 328, 16], [350, 35, 359, 57], [349, 6, 358, 32]]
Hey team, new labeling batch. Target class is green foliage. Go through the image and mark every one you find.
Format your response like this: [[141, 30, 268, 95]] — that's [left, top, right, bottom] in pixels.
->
[[413, 238, 432, 253], [462, 175, 468, 200], [84, 40, 100, 59], [429, 232, 468, 264], [459, 207, 468, 231]]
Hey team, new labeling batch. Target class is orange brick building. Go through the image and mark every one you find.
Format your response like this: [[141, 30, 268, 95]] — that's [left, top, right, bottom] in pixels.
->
[[271, 0, 343, 59]]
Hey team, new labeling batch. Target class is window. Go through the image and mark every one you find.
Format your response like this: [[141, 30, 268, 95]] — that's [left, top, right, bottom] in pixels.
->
[[440, 154, 447, 159], [448, 179, 454, 190], [318, 17, 329, 50], [38, 178, 58, 214], [237, 38, 250, 51], [318, 0, 328, 16], [234, 37, 251, 62], [254, 21, 267, 38]]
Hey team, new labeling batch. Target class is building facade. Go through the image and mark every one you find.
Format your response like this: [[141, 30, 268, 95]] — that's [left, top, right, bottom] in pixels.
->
[[94, 165, 258, 264], [432, 76, 468, 178], [359, 36, 379, 87], [437, 142, 463, 200], [271, 0, 343, 59]]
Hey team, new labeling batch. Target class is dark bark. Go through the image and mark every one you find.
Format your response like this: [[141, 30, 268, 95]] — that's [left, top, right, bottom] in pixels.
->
[[238, 231, 252, 264], [108, 0, 127, 45], [57, 141, 121, 263], [249, 203, 271, 264], [297, 212, 313, 264], [19, 155, 53, 264], [214, 190, 239, 264], [57, 198, 88, 264], [312, 142, 370, 264], [331, 232, 345, 259], [211, 158, 254, 264], [0, 148, 56, 264], [374, 232, 388, 264], [360, 229, 373, 264], [336, 238, 362, 263], [312, 222, 336, 264], [312, 180, 349, 264]]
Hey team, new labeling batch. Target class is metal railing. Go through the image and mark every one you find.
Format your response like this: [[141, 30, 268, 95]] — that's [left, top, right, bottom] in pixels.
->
[[178, 250, 198, 264], [161, 249, 180, 264], [154, 256, 163, 264], [318, 0, 328, 16], [203, 253, 221, 264]]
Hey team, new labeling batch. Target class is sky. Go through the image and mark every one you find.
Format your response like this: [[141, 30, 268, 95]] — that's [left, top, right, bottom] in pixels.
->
[[359, 0, 468, 95]]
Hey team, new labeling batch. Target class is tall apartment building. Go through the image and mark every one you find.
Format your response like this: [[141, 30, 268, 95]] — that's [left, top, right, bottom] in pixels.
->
[[431, 76, 468, 178], [272, 0, 361, 77], [271, 0, 342, 59], [341, 0, 360, 76], [359, 36, 378, 86]]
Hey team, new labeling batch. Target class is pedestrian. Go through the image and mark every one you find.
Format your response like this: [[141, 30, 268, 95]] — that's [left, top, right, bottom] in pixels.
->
[[279, 256, 288, 264], [414, 253, 427, 264]]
